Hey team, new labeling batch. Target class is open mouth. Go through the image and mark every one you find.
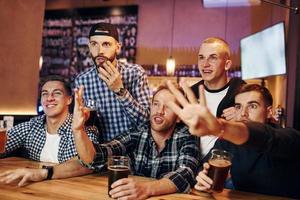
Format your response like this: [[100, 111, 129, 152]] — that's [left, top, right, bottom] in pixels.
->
[[202, 69, 213, 74], [96, 56, 108, 64], [153, 116, 164, 124]]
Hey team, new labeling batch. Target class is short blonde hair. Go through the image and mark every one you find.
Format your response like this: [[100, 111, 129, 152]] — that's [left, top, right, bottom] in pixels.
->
[[152, 83, 183, 104], [201, 37, 231, 59]]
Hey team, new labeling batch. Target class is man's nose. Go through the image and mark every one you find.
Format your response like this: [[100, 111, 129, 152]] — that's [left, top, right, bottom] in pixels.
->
[[97, 46, 104, 54], [46, 93, 55, 101], [241, 106, 249, 117], [157, 105, 166, 114], [204, 58, 210, 66], [199, 58, 210, 67]]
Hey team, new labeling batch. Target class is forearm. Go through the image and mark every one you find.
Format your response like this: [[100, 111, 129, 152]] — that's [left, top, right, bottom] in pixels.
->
[[118, 74, 150, 124], [118, 91, 150, 123], [73, 129, 96, 164], [145, 178, 177, 197], [219, 119, 249, 145], [52, 158, 92, 179]]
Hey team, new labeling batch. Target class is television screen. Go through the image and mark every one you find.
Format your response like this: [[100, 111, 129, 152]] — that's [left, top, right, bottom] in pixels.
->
[[240, 22, 286, 80]]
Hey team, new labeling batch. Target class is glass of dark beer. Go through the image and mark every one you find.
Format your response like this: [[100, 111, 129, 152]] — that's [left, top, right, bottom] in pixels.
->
[[107, 156, 130, 197], [84, 99, 99, 127], [0, 121, 7, 153], [207, 149, 232, 192]]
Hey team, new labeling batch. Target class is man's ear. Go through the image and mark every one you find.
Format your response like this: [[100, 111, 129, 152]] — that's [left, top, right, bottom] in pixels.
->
[[225, 59, 232, 71], [266, 105, 273, 119], [116, 42, 122, 55], [67, 96, 73, 106]]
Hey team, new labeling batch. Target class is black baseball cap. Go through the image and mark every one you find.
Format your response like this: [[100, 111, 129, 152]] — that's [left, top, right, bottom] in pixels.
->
[[89, 22, 119, 42]]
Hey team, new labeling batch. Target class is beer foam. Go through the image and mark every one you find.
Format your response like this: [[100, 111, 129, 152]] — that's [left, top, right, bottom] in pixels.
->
[[108, 165, 130, 171], [209, 159, 231, 167]]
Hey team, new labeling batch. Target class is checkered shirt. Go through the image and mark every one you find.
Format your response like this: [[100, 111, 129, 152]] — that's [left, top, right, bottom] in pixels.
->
[[3, 114, 99, 163], [81, 123, 201, 193], [74, 61, 151, 141]]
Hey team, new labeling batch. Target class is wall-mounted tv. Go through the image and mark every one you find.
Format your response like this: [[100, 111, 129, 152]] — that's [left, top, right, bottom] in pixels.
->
[[240, 22, 286, 80]]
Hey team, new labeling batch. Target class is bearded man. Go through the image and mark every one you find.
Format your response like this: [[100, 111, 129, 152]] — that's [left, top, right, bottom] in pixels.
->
[[74, 23, 151, 142]]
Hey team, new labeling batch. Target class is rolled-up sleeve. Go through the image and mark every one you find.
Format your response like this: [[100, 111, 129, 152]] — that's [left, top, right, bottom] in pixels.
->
[[79, 133, 133, 172], [163, 135, 200, 193]]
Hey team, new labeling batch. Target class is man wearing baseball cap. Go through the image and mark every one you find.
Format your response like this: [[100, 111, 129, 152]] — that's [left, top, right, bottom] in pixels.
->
[[74, 23, 150, 142]]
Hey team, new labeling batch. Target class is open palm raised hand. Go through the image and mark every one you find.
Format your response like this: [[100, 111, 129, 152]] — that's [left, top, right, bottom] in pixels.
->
[[72, 86, 90, 132], [166, 81, 222, 137]]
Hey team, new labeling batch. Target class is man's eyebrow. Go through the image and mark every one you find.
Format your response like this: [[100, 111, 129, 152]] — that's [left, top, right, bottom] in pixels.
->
[[198, 53, 218, 57], [247, 100, 260, 105], [53, 89, 64, 93], [102, 41, 113, 44], [41, 89, 64, 93]]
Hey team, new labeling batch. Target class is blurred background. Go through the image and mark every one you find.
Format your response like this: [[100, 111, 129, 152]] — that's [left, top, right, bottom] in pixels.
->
[[0, 0, 299, 130]]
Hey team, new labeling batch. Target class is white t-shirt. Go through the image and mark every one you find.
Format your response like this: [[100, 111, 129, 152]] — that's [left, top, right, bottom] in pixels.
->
[[40, 130, 61, 163], [200, 87, 229, 159]]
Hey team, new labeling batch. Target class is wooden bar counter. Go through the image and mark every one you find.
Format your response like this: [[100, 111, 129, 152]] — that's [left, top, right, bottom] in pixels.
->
[[0, 157, 292, 200]]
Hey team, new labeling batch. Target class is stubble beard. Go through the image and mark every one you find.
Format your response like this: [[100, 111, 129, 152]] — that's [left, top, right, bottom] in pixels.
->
[[92, 53, 116, 68]]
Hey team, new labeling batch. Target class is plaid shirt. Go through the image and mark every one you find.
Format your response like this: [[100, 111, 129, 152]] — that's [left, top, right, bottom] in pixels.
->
[[74, 61, 151, 141], [3, 114, 99, 163], [81, 123, 201, 193]]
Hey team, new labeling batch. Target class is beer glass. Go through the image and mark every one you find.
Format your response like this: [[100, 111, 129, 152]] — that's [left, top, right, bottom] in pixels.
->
[[207, 149, 233, 192], [0, 120, 7, 153], [107, 156, 130, 197], [84, 99, 99, 127]]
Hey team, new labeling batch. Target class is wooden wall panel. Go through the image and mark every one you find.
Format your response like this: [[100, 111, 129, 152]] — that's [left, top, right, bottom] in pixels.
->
[[0, 0, 45, 115], [0, 0, 290, 118]]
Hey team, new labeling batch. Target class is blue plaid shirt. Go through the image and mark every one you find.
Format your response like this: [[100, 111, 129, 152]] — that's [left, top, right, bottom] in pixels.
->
[[81, 123, 201, 193], [74, 61, 151, 141], [3, 114, 99, 163]]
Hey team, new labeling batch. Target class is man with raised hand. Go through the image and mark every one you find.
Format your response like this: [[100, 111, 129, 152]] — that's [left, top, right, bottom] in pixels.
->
[[72, 84, 200, 200], [166, 81, 300, 199], [0, 75, 99, 187]]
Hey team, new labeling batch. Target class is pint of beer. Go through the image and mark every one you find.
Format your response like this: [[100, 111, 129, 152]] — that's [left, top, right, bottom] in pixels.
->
[[107, 156, 130, 197], [207, 149, 232, 192]]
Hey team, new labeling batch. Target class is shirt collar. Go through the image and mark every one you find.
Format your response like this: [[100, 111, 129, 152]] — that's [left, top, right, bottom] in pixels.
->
[[42, 113, 72, 136]]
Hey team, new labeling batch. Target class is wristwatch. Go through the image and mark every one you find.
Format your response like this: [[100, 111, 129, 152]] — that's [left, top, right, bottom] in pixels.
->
[[42, 165, 54, 180], [115, 87, 126, 96]]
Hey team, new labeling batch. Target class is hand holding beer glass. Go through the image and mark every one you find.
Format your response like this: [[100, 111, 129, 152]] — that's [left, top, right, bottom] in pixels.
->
[[206, 149, 232, 192], [108, 156, 130, 197], [0, 120, 7, 153]]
